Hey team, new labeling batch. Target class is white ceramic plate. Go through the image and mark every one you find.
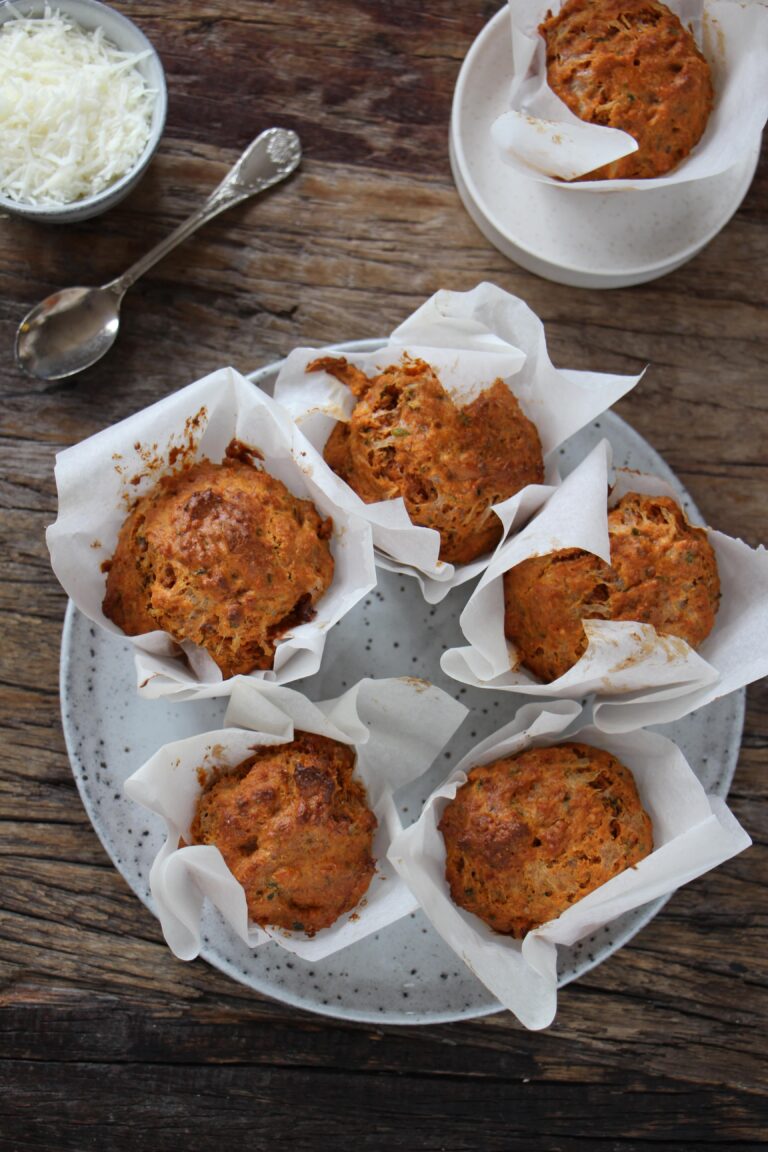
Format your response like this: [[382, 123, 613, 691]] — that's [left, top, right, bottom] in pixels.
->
[[450, 7, 761, 289], [60, 341, 744, 1024]]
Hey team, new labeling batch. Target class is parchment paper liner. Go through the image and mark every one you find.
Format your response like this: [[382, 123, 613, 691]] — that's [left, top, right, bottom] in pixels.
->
[[124, 676, 468, 962], [273, 283, 642, 603], [388, 701, 751, 1029], [441, 438, 768, 731], [46, 367, 377, 700], [491, 0, 768, 187]]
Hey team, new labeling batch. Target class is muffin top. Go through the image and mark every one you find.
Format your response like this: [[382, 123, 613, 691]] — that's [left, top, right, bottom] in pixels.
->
[[102, 443, 334, 679], [503, 492, 720, 682], [190, 732, 377, 936], [439, 741, 653, 938], [539, 0, 714, 180], [311, 355, 544, 565]]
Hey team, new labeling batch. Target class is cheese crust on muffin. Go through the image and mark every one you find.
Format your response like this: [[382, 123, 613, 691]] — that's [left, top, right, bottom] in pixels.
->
[[539, 0, 714, 180], [191, 732, 377, 935], [310, 355, 544, 565], [503, 492, 720, 682], [102, 443, 334, 679], [439, 742, 653, 937]]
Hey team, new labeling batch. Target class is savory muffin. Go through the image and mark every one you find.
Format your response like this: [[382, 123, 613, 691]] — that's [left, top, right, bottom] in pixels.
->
[[102, 442, 334, 679], [503, 492, 720, 682], [539, 0, 714, 180], [310, 355, 544, 565], [440, 742, 653, 937], [191, 732, 377, 935]]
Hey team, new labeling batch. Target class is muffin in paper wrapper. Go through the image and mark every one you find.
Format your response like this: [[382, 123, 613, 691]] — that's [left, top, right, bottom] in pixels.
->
[[442, 438, 768, 731], [123, 676, 468, 963], [46, 367, 377, 700], [492, 0, 768, 187], [272, 282, 642, 603], [387, 701, 750, 1029]]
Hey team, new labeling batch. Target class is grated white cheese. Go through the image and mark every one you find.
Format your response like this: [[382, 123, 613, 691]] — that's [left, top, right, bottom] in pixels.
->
[[0, 6, 156, 207]]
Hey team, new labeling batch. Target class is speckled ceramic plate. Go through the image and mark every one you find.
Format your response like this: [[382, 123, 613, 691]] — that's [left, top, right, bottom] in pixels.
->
[[450, 7, 761, 288], [60, 340, 745, 1025]]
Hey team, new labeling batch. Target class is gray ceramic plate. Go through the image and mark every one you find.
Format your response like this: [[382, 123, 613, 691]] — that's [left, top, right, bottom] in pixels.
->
[[60, 340, 744, 1025]]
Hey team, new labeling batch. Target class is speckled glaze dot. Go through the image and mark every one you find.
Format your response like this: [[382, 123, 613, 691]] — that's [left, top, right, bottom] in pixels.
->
[[60, 350, 745, 1026]]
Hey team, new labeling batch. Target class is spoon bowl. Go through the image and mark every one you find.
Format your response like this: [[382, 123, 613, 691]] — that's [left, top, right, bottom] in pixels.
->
[[16, 286, 122, 381]]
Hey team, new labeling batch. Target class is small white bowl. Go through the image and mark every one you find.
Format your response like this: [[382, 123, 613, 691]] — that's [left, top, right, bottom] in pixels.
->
[[450, 7, 760, 289], [0, 0, 167, 223]]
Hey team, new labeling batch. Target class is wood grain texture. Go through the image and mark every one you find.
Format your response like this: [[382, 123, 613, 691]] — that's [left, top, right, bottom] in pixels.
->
[[0, 2, 766, 1148]]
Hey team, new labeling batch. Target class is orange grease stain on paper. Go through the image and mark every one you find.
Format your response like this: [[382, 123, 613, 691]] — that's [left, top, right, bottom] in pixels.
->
[[113, 407, 210, 508], [599, 627, 692, 684], [702, 12, 726, 72], [397, 676, 431, 692], [193, 743, 232, 791]]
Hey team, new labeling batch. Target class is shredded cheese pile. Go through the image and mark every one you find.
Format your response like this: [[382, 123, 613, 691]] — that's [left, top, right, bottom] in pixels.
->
[[0, 7, 156, 207]]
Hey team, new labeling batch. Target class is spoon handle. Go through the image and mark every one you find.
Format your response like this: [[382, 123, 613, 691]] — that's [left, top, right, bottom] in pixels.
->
[[107, 128, 301, 296]]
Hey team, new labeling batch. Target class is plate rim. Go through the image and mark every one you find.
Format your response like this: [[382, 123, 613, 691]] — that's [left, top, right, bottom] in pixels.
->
[[59, 339, 746, 1025]]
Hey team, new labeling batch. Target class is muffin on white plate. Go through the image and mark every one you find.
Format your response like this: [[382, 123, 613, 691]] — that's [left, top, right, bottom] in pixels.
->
[[491, 0, 768, 189], [102, 444, 336, 681], [273, 283, 642, 603], [124, 676, 468, 962], [441, 438, 768, 732], [502, 489, 720, 683], [439, 739, 653, 938], [388, 700, 750, 1030], [314, 352, 544, 565], [539, 0, 713, 181], [47, 367, 376, 700]]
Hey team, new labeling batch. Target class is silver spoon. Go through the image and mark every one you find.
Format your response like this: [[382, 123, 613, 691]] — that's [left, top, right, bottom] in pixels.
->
[[15, 127, 302, 382]]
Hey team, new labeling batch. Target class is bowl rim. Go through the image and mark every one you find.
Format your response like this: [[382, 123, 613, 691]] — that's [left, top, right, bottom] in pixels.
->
[[0, 0, 167, 219]]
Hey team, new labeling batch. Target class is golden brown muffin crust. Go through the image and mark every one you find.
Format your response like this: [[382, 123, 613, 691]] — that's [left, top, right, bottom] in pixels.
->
[[503, 492, 720, 682], [540, 0, 714, 180], [312, 355, 544, 565], [191, 732, 377, 935], [440, 742, 653, 937], [102, 444, 334, 679]]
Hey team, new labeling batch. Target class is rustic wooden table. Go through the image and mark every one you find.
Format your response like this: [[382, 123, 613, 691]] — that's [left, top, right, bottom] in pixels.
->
[[1, 3, 766, 1149]]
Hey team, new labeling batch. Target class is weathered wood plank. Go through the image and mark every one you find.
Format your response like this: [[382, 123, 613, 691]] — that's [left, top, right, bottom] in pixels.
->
[[1, 1057, 766, 1152]]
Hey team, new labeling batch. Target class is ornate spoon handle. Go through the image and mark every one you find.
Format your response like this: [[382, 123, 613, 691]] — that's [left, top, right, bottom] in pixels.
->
[[109, 128, 302, 296]]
